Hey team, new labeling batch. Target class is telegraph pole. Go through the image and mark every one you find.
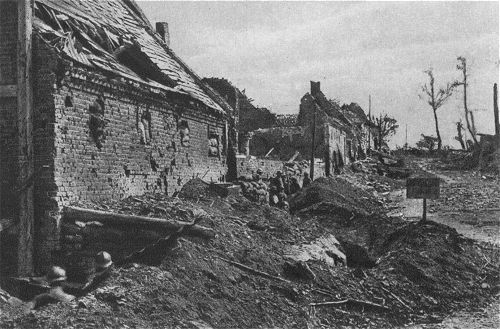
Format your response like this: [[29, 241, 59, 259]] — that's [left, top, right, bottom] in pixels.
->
[[493, 83, 499, 145], [368, 95, 371, 151], [405, 124, 408, 150]]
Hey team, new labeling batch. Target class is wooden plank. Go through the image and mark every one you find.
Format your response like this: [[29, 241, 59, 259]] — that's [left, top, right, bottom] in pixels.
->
[[16, 0, 35, 276], [406, 177, 440, 200], [63, 206, 215, 239], [0, 85, 17, 98]]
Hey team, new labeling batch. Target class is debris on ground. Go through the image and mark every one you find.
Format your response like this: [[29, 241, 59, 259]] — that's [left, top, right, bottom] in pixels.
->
[[288, 176, 385, 219], [1, 158, 499, 329], [178, 178, 212, 200]]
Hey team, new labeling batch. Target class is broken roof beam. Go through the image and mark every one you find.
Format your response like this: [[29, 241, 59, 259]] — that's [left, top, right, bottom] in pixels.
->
[[63, 206, 215, 240]]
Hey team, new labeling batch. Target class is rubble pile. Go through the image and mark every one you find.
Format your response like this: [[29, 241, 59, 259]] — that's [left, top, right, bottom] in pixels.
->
[[437, 144, 500, 174], [1, 168, 499, 329], [351, 154, 412, 180], [351, 157, 380, 175], [375, 221, 500, 314], [289, 176, 385, 219], [177, 178, 212, 200]]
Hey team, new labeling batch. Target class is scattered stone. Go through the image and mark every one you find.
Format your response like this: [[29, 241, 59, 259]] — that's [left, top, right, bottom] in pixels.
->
[[283, 261, 316, 281]]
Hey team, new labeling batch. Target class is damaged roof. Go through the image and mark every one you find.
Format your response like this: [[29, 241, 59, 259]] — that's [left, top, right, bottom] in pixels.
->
[[341, 103, 368, 125], [302, 93, 352, 133], [33, 0, 225, 114]]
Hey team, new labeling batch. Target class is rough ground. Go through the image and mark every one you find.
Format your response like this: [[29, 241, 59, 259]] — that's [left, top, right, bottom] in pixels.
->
[[1, 157, 499, 329]]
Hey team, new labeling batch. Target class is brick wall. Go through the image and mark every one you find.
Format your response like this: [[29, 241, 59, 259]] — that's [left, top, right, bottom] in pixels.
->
[[31, 65, 228, 265], [3, 41, 224, 270], [52, 77, 227, 202], [1, 5, 230, 275]]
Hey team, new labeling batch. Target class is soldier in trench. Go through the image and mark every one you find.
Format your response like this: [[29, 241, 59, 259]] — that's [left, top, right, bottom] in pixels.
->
[[76, 251, 114, 295], [269, 171, 285, 206], [29, 266, 75, 309]]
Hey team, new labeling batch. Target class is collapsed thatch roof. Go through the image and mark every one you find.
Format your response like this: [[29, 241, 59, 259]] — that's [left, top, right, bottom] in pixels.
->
[[33, 0, 227, 114]]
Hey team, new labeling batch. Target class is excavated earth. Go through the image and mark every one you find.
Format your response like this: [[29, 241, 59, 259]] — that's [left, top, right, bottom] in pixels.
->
[[0, 162, 499, 329]]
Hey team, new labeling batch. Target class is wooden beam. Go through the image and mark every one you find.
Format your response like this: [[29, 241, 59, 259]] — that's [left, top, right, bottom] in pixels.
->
[[63, 206, 215, 239], [16, 0, 34, 276], [0, 85, 17, 98], [494, 83, 499, 143]]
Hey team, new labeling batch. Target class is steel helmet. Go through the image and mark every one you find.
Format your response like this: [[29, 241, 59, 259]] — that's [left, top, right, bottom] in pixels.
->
[[95, 251, 113, 270], [46, 266, 67, 283]]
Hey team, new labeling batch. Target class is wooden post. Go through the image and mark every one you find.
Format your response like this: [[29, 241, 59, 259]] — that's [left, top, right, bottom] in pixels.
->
[[16, 0, 34, 276], [494, 83, 499, 145], [368, 95, 371, 152], [422, 198, 427, 222]]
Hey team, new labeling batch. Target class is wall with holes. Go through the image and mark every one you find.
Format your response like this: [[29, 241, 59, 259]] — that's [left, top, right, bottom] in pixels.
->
[[51, 73, 227, 205], [27, 45, 227, 269]]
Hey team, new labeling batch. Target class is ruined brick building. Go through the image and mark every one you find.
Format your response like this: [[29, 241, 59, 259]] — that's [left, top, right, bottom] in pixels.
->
[[203, 78, 277, 155], [0, 0, 235, 275], [248, 82, 371, 176]]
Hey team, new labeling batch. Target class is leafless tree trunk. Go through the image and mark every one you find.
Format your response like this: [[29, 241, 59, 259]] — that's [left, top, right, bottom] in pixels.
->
[[420, 69, 455, 151], [455, 119, 466, 150], [456, 57, 478, 145]]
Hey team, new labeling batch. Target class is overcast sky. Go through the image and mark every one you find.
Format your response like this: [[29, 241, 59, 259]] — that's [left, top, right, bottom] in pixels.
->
[[138, 1, 499, 147]]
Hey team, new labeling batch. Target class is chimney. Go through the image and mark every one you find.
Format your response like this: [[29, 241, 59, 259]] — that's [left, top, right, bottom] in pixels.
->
[[310, 81, 320, 96], [156, 22, 170, 47]]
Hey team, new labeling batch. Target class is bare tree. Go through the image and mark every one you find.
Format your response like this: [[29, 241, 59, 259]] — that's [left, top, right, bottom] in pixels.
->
[[456, 56, 478, 145], [370, 113, 399, 151], [420, 68, 455, 151], [454, 119, 466, 150]]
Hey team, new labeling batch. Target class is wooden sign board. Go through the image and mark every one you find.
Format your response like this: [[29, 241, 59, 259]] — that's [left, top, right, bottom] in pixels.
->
[[406, 177, 440, 199]]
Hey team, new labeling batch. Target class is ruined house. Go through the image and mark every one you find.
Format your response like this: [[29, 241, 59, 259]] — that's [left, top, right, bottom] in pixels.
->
[[297, 81, 353, 171], [340, 103, 372, 158], [250, 82, 353, 171], [0, 0, 234, 276], [248, 82, 372, 177], [203, 78, 277, 155]]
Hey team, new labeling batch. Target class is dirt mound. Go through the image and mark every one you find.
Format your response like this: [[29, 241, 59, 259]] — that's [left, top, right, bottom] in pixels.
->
[[289, 176, 385, 219], [178, 178, 212, 199], [374, 220, 499, 314]]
